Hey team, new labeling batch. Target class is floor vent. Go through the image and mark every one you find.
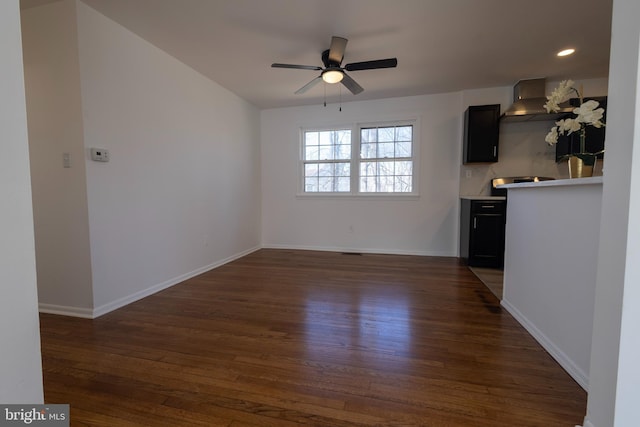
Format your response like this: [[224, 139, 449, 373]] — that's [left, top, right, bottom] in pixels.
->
[[341, 252, 363, 256]]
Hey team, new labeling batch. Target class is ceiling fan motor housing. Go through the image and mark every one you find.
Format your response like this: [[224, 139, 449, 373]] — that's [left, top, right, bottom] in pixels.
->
[[322, 49, 341, 68]]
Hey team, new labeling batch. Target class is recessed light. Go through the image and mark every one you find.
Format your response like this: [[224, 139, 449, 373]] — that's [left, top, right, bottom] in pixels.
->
[[557, 48, 576, 57]]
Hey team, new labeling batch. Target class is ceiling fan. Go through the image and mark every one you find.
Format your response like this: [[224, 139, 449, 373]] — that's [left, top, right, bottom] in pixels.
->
[[271, 36, 398, 95]]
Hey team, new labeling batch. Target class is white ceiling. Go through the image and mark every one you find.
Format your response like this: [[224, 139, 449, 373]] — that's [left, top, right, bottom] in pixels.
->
[[22, 0, 613, 109]]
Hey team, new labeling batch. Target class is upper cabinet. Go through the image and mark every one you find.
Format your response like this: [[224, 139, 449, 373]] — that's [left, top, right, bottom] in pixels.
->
[[463, 104, 500, 164]]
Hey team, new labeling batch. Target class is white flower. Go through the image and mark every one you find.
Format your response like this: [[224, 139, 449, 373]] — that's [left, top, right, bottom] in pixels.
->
[[556, 118, 582, 135], [544, 79, 606, 155], [574, 100, 605, 127], [544, 79, 576, 113], [545, 126, 559, 145], [544, 99, 559, 114]]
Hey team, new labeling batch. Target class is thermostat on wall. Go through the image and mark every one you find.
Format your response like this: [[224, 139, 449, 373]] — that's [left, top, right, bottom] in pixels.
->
[[90, 148, 110, 162]]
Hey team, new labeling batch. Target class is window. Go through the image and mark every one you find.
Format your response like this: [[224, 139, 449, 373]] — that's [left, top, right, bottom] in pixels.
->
[[303, 129, 352, 192], [360, 125, 413, 193], [301, 121, 416, 195]]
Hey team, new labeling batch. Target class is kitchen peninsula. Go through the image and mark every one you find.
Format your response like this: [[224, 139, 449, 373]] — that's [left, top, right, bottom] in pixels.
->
[[499, 176, 603, 390]]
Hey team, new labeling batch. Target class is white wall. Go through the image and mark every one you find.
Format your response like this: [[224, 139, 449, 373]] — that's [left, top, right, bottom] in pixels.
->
[[21, 0, 94, 313], [261, 93, 463, 256], [75, 2, 261, 313], [0, 0, 44, 403], [501, 181, 602, 390], [585, 0, 640, 425], [460, 78, 609, 196]]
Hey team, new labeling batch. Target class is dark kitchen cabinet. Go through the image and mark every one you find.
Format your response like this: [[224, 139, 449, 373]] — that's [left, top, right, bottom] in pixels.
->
[[460, 198, 506, 268], [463, 104, 500, 163]]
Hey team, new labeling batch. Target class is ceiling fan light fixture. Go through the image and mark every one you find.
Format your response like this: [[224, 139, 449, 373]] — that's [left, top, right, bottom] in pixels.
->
[[322, 69, 344, 84]]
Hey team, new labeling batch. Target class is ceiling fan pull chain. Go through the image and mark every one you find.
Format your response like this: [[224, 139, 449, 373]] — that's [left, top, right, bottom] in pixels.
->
[[324, 82, 327, 107], [322, 82, 327, 108], [339, 85, 342, 111]]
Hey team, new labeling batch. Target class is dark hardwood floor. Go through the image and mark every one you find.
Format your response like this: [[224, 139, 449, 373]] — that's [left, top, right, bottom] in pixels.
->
[[39, 249, 586, 426]]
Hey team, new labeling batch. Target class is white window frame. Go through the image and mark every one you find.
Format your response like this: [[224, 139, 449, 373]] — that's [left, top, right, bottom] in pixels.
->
[[299, 119, 419, 197], [300, 126, 353, 194]]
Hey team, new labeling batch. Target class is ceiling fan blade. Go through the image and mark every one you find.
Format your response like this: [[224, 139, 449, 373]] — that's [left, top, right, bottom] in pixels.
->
[[328, 36, 348, 64], [340, 72, 364, 95], [272, 63, 322, 71], [345, 58, 398, 71], [295, 76, 322, 94]]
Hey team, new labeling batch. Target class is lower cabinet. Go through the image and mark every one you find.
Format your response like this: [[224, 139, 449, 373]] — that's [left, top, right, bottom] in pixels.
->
[[460, 198, 506, 268]]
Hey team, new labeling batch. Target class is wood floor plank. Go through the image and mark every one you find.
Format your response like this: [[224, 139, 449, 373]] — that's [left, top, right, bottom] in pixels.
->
[[39, 249, 586, 426]]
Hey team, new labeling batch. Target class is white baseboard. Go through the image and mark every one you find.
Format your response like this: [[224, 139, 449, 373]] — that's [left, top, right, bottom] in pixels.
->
[[581, 419, 596, 427], [38, 303, 94, 319], [501, 298, 589, 391], [262, 243, 455, 258], [39, 246, 261, 319]]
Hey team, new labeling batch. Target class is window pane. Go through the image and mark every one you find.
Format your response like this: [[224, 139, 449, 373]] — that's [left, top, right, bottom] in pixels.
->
[[360, 176, 376, 192], [378, 161, 395, 176], [378, 127, 395, 142], [396, 161, 413, 175], [394, 175, 412, 192], [304, 146, 318, 161], [318, 145, 333, 160], [318, 131, 333, 145], [396, 126, 412, 141], [305, 132, 319, 146], [318, 163, 334, 177], [336, 130, 351, 145], [378, 142, 395, 158], [360, 143, 377, 159], [360, 161, 376, 177], [380, 174, 394, 192], [336, 143, 351, 159], [335, 162, 350, 177], [396, 141, 412, 157], [318, 177, 333, 192], [361, 128, 376, 143], [305, 177, 318, 192], [305, 163, 318, 177], [336, 177, 350, 192]]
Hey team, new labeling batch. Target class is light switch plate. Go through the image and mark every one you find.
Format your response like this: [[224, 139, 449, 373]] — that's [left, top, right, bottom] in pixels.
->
[[62, 152, 71, 168]]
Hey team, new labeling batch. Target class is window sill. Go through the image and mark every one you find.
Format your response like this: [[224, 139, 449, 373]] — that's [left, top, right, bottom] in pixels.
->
[[295, 193, 420, 201]]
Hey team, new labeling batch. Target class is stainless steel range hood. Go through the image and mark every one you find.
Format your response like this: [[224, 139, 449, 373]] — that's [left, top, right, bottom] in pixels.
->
[[500, 78, 574, 123]]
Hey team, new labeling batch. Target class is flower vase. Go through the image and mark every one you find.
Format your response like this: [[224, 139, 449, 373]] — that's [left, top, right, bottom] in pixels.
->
[[568, 156, 595, 178]]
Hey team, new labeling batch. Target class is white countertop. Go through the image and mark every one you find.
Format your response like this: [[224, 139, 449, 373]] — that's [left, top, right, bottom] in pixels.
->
[[499, 176, 603, 189], [460, 195, 506, 200]]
